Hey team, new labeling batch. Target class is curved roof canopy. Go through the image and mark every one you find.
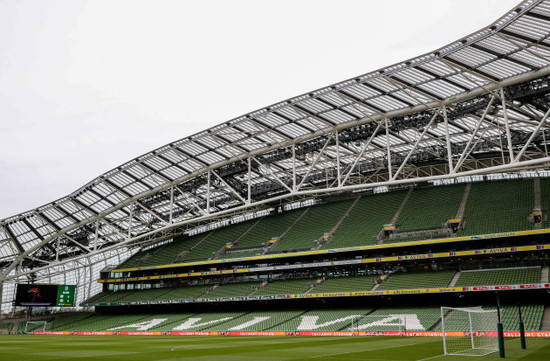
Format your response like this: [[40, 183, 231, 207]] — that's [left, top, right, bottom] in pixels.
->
[[2, 0, 550, 277]]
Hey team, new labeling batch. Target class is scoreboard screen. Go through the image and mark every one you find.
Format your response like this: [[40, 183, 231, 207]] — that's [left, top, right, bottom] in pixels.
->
[[15, 284, 76, 307]]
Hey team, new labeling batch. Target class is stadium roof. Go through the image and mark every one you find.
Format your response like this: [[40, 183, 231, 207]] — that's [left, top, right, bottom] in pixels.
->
[[2, 0, 550, 280]]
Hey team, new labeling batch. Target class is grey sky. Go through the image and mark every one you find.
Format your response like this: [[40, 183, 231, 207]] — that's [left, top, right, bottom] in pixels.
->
[[0, 0, 520, 219]]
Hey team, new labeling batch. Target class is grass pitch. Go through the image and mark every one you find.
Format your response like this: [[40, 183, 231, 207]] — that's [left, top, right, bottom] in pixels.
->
[[0, 335, 548, 361]]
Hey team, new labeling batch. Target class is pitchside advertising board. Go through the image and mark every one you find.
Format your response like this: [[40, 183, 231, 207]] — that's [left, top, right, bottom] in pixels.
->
[[15, 284, 76, 307]]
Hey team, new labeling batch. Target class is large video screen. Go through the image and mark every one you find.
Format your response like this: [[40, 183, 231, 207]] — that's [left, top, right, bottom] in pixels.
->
[[15, 284, 76, 307]]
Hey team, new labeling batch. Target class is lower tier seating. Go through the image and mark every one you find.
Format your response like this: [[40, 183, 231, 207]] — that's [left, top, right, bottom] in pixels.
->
[[454, 267, 541, 287], [376, 270, 456, 291], [27, 305, 546, 332]]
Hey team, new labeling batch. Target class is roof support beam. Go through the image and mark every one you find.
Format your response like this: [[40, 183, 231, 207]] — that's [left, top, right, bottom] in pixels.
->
[[514, 107, 550, 162], [452, 93, 498, 173]]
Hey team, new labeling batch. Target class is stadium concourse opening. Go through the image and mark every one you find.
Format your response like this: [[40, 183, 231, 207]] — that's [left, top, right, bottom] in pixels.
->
[[2, 3, 550, 360]]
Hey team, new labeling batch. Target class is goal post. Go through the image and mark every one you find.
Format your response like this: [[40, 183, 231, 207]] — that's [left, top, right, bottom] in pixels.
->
[[441, 306, 498, 356], [350, 314, 407, 335], [24, 320, 48, 333]]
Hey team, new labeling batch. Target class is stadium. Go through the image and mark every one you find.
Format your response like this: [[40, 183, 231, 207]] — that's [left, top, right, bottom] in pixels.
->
[[2, 0, 550, 359]]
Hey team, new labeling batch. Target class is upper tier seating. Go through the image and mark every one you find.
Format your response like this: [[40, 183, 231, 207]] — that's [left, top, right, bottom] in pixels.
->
[[324, 191, 407, 249], [226, 209, 304, 250], [115, 179, 546, 269], [273, 199, 355, 252], [540, 178, 550, 229], [459, 179, 533, 235], [396, 184, 465, 232]]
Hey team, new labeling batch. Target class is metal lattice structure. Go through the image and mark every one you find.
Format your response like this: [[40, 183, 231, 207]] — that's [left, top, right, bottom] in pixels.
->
[[2, 0, 550, 311]]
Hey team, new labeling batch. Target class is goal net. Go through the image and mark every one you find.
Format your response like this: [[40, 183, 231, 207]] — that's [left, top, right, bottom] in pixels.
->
[[441, 306, 498, 356], [350, 314, 407, 335], [24, 321, 48, 333]]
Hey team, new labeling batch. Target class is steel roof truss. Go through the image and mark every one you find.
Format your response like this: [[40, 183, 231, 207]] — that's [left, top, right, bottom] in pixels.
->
[[211, 170, 247, 205], [453, 93, 500, 172], [4, 225, 24, 254], [515, 106, 550, 161], [251, 157, 293, 194], [391, 112, 439, 180], [295, 134, 335, 191]]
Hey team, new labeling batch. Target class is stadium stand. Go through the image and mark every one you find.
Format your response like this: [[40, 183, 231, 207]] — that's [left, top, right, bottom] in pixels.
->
[[273, 199, 354, 251], [117, 232, 213, 268], [0, 322, 14, 334], [361, 307, 443, 331], [541, 177, 550, 229], [224, 208, 304, 251], [271, 308, 373, 331], [396, 184, 465, 232], [454, 267, 541, 287], [438, 304, 544, 332], [312, 275, 377, 293], [459, 179, 534, 235], [217, 310, 305, 331], [323, 191, 407, 248], [199, 282, 259, 298], [113, 179, 545, 269], [180, 221, 255, 261], [375, 270, 456, 291], [46, 305, 543, 332], [252, 279, 315, 296]]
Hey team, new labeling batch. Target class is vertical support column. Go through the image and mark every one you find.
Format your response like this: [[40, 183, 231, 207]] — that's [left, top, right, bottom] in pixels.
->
[[127, 207, 133, 240], [206, 170, 211, 215], [500, 88, 515, 163], [169, 186, 174, 224], [87, 258, 93, 305], [247, 157, 252, 204], [0, 281, 3, 316], [292, 144, 296, 192], [94, 220, 100, 251], [55, 238, 60, 262], [385, 119, 393, 179], [443, 106, 454, 173], [336, 131, 341, 186]]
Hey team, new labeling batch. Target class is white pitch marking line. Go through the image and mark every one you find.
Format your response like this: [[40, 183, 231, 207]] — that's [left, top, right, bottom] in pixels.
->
[[416, 355, 446, 361]]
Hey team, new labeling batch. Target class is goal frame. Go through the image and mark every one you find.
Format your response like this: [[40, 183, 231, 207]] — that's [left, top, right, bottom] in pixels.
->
[[441, 306, 498, 356], [24, 320, 48, 333]]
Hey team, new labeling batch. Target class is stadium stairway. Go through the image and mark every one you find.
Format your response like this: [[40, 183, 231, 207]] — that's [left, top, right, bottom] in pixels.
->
[[448, 271, 461, 287], [376, 188, 412, 243], [541, 266, 549, 283], [541, 306, 550, 331], [316, 197, 361, 249], [454, 183, 471, 220]]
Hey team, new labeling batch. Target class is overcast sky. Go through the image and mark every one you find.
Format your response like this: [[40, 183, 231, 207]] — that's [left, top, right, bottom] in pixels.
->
[[0, 0, 521, 219]]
